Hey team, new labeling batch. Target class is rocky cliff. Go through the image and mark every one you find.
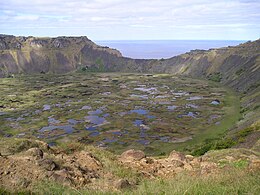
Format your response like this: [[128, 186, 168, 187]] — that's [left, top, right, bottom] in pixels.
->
[[149, 40, 260, 93], [0, 35, 259, 94], [0, 34, 123, 77]]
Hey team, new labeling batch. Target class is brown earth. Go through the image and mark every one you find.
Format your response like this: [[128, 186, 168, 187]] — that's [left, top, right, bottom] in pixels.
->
[[0, 139, 259, 192]]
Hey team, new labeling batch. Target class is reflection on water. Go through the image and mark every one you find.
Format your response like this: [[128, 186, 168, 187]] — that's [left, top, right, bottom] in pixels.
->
[[39, 125, 74, 134], [186, 96, 203, 101], [130, 109, 148, 115], [211, 100, 220, 105]]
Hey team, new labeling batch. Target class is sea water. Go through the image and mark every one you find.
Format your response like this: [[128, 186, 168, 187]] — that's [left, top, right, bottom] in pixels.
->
[[96, 40, 246, 59]]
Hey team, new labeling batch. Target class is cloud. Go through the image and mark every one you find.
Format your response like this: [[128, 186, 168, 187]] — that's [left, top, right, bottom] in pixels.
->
[[130, 24, 153, 28], [14, 14, 39, 21], [0, 0, 259, 40]]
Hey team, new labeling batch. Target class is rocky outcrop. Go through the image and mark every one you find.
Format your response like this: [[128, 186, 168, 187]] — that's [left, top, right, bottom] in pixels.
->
[[118, 149, 220, 178], [0, 139, 259, 192], [0, 145, 103, 190]]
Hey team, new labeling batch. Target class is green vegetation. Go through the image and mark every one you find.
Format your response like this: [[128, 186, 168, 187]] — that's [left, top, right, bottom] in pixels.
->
[[191, 122, 259, 156], [77, 58, 105, 73], [0, 73, 242, 155], [207, 72, 222, 82], [1, 167, 259, 194], [95, 58, 105, 71], [128, 169, 260, 195], [191, 138, 237, 156]]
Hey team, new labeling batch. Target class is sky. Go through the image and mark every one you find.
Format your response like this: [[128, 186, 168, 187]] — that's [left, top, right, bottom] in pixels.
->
[[0, 0, 259, 40]]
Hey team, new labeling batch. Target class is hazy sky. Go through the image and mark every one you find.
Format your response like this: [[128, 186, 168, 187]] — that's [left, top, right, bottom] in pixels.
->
[[0, 0, 259, 40]]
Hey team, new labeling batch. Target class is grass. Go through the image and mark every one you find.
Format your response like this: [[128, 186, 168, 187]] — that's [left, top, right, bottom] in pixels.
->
[[168, 85, 241, 154], [1, 167, 259, 194], [0, 138, 41, 155], [126, 168, 260, 195], [0, 137, 259, 194]]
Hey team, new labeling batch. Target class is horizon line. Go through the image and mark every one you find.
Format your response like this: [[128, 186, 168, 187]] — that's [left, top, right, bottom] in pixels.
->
[[95, 39, 249, 41], [1, 34, 256, 42]]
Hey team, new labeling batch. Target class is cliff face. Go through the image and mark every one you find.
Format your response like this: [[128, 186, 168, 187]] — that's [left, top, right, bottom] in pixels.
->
[[0, 35, 259, 94], [0, 35, 123, 77], [151, 40, 260, 93]]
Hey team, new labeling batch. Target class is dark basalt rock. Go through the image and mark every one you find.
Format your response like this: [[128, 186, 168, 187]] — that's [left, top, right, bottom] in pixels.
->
[[0, 41, 7, 49], [52, 38, 70, 48], [30, 39, 48, 47]]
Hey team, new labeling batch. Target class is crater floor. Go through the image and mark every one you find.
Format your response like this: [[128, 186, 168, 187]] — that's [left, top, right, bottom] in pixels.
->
[[0, 73, 240, 155]]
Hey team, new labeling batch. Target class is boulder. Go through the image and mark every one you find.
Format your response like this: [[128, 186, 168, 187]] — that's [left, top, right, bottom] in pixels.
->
[[115, 179, 131, 189], [168, 150, 186, 161], [26, 148, 43, 159], [69, 151, 102, 172], [120, 149, 146, 161]]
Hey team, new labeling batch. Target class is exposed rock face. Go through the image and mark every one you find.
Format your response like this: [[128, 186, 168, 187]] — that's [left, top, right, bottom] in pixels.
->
[[119, 150, 220, 178], [0, 41, 7, 50], [0, 35, 259, 96], [0, 144, 103, 190], [0, 35, 123, 76]]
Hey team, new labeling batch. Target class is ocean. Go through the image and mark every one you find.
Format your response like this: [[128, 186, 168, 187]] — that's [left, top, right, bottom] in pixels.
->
[[95, 40, 246, 59]]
